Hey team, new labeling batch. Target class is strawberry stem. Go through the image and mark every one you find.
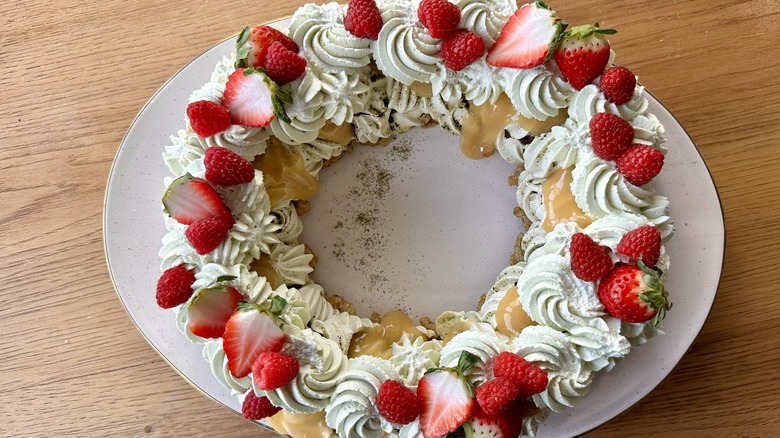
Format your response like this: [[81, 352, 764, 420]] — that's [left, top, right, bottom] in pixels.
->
[[637, 261, 672, 326], [268, 295, 288, 316]]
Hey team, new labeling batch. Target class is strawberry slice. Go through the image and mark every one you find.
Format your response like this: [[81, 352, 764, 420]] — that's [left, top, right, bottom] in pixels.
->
[[223, 302, 286, 378], [222, 68, 292, 128], [187, 286, 243, 338], [162, 174, 234, 226], [418, 352, 476, 438], [486, 2, 567, 69]]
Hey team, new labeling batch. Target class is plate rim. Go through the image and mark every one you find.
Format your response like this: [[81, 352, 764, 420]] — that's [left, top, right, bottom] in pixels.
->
[[103, 19, 726, 437]]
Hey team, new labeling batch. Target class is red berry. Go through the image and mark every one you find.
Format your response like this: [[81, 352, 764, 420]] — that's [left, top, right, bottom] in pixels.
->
[[598, 263, 671, 325], [492, 352, 548, 399], [417, 0, 461, 39], [486, 3, 565, 69], [616, 144, 665, 186], [475, 378, 520, 416], [377, 380, 421, 425], [589, 112, 634, 161], [163, 174, 234, 226], [600, 66, 636, 105], [185, 216, 233, 255], [155, 265, 196, 309], [252, 351, 300, 390], [344, 0, 383, 40], [204, 146, 255, 186], [186, 100, 231, 138], [441, 30, 485, 71], [553, 24, 615, 90], [242, 391, 282, 420], [224, 308, 286, 378], [236, 25, 299, 69], [617, 225, 661, 266], [570, 233, 613, 282], [263, 41, 307, 86]]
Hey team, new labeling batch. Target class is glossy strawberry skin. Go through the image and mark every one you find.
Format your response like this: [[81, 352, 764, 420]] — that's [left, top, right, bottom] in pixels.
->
[[236, 25, 298, 69], [598, 263, 670, 324], [554, 24, 615, 90]]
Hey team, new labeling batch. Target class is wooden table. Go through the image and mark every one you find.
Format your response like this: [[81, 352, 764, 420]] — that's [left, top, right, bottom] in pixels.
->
[[2, 0, 779, 436]]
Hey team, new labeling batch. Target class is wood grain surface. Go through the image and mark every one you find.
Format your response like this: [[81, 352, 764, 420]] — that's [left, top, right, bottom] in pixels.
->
[[2, 0, 779, 436]]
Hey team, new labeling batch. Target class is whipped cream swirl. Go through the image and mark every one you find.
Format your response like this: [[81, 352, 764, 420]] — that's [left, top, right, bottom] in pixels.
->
[[501, 65, 574, 120]]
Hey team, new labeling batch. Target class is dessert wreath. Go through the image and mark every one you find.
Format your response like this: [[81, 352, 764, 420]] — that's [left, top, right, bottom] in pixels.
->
[[154, 0, 673, 436]]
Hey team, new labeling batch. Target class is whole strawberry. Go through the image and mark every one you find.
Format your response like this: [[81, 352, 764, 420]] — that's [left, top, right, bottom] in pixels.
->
[[241, 391, 281, 420], [570, 233, 613, 282], [235, 25, 298, 69], [155, 265, 196, 309], [554, 23, 616, 90], [185, 216, 233, 255], [475, 377, 520, 416], [377, 380, 421, 425], [441, 30, 485, 71], [264, 41, 307, 86], [417, 0, 461, 39], [204, 146, 255, 186], [616, 144, 665, 186], [600, 66, 636, 105], [598, 262, 671, 325], [186, 100, 231, 138], [492, 352, 548, 399], [589, 112, 634, 161], [617, 225, 661, 266], [344, 0, 383, 40], [252, 351, 300, 390]]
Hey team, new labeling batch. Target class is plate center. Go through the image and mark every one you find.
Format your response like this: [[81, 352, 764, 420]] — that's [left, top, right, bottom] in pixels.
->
[[299, 127, 521, 321]]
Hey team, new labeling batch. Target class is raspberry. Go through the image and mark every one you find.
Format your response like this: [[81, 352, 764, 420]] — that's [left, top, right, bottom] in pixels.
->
[[251, 351, 300, 391], [263, 41, 307, 86], [237, 25, 299, 69], [617, 225, 662, 267], [475, 378, 520, 416], [616, 144, 665, 186], [204, 146, 255, 186], [600, 66, 637, 105], [417, 0, 461, 39], [241, 391, 282, 420], [376, 380, 420, 424], [441, 30, 485, 71], [155, 265, 196, 309], [186, 100, 231, 138], [344, 0, 383, 40], [570, 233, 613, 281], [589, 112, 634, 161], [492, 352, 548, 399], [184, 216, 232, 255]]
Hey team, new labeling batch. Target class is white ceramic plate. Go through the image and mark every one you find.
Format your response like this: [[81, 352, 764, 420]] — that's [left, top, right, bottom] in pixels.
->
[[104, 17, 724, 438]]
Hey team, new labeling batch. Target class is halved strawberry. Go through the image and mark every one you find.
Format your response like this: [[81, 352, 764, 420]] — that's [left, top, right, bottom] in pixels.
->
[[235, 25, 299, 69], [162, 174, 234, 226], [222, 68, 292, 128], [465, 402, 525, 438], [418, 352, 476, 438], [553, 23, 616, 90], [223, 302, 286, 378], [187, 285, 244, 338], [486, 2, 567, 69]]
